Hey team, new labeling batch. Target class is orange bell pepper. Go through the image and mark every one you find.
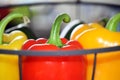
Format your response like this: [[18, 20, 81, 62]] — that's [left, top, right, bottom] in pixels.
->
[[70, 13, 120, 80]]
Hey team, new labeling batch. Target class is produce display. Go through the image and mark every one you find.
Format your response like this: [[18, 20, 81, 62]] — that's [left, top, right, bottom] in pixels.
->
[[0, 7, 120, 80]]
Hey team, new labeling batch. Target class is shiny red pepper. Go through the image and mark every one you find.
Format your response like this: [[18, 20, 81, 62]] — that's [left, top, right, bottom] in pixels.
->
[[22, 13, 86, 80]]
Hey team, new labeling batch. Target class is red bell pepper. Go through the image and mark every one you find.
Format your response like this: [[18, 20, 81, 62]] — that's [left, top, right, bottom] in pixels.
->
[[22, 13, 86, 80]]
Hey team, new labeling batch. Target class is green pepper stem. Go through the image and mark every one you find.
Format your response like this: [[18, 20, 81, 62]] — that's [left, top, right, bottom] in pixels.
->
[[0, 13, 24, 45], [47, 13, 71, 47], [105, 13, 120, 31]]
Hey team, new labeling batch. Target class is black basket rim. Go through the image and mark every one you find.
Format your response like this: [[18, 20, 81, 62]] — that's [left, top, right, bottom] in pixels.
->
[[0, 46, 119, 56]]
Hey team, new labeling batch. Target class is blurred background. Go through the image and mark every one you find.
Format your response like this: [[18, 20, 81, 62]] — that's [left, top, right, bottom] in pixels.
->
[[0, 0, 120, 38]]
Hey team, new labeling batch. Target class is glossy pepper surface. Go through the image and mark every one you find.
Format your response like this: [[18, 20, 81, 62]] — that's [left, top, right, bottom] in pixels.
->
[[60, 18, 108, 40], [5, 23, 37, 39], [22, 13, 86, 80], [70, 13, 120, 80], [0, 13, 28, 80]]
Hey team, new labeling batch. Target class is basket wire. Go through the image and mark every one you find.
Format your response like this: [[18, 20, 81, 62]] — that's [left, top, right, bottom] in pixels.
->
[[0, 46, 120, 80]]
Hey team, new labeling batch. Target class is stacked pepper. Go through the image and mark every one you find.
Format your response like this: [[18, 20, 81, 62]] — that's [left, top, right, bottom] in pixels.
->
[[22, 13, 87, 80], [5, 22, 37, 39], [0, 6, 36, 39], [0, 13, 28, 80], [70, 13, 120, 80], [60, 18, 108, 40], [0, 6, 31, 26]]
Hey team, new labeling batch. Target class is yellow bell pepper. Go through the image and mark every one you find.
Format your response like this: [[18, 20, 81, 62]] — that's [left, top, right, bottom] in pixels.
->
[[70, 13, 120, 80], [0, 13, 28, 80]]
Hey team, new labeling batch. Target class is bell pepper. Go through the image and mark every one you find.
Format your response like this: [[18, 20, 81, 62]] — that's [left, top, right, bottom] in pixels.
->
[[70, 13, 120, 80], [3, 6, 35, 39], [60, 18, 108, 40], [22, 13, 86, 80], [0, 13, 28, 80], [0, 6, 31, 29], [5, 23, 37, 39]]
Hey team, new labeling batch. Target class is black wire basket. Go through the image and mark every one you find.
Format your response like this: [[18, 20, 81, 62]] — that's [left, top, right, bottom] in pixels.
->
[[0, 46, 120, 80]]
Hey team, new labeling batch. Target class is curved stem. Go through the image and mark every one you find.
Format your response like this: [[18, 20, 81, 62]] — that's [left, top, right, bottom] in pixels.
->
[[47, 13, 71, 47], [105, 13, 120, 32], [0, 13, 24, 44]]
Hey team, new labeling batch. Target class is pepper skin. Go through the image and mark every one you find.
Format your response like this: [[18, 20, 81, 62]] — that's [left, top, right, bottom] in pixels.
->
[[5, 24, 37, 39], [70, 13, 120, 80], [22, 13, 86, 80], [0, 13, 28, 80], [0, 6, 31, 30]]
